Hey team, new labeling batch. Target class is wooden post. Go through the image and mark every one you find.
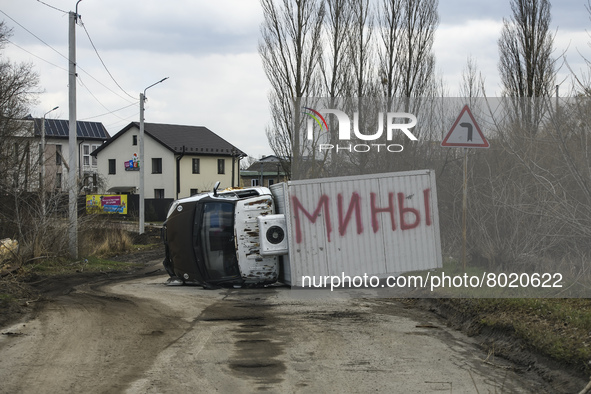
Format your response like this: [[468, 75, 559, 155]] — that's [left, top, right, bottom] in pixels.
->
[[462, 147, 468, 271]]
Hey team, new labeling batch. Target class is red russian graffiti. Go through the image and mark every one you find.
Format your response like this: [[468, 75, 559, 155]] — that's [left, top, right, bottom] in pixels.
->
[[292, 194, 332, 244], [338, 192, 363, 236], [370, 192, 396, 233], [292, 188, 432, 244]]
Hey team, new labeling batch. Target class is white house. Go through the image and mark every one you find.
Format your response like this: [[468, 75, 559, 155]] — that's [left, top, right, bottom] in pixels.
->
[[92, 122, 246, 200]]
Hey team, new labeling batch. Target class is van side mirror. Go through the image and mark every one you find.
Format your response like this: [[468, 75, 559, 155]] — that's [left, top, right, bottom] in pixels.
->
[[213, 181, 221, 197]]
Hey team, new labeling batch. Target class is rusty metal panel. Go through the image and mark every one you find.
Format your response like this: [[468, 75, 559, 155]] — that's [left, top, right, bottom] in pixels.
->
[[280, 170, 442, 286], [234, 195, 278, 284]]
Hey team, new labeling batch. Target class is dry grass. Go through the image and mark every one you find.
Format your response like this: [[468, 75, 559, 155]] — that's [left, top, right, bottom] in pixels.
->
[[79, 221, 133, 257]]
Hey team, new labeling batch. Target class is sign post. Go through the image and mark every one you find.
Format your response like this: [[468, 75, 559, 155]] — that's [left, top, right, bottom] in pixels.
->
[[441, 105, 489, 271]]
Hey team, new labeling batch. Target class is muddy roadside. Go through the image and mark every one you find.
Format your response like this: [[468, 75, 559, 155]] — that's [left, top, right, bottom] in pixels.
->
[[0, 243, 166, 329]]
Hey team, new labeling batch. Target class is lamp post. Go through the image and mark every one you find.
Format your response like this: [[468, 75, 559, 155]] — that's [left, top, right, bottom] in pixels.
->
[[41, 106, 59, 216], [139, 77, 168, 234]]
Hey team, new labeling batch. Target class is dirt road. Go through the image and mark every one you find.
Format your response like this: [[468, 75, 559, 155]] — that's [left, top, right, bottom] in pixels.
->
[[0, 259, 581, 393]]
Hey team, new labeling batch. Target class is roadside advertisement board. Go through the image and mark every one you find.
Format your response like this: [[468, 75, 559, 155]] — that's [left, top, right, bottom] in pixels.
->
[[86, 194, 128, 214]]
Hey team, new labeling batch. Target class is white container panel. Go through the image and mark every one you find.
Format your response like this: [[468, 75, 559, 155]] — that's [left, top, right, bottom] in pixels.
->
[[282, 170, 442, 286], [320, 177, 387, 278]]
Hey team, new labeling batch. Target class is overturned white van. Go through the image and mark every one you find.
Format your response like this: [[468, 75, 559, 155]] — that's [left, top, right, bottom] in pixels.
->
[[162, 170, 442, 288]]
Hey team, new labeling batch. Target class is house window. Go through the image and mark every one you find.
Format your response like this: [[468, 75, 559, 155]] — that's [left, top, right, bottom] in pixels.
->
[[55, 173, 62, 189], [132, 135, 137, 146], [56, 145, 62, 165], [192, 158, 200, 174], [190, 188, 199, 196], [108, 159, 116, 175], [268, 179, 275, 187], [251, 179, 259, 187], [154, 189, 165, 199], [217, 159, 225, 174], [91, 145, 99, 166], [83, 144, 90, 166], [152, 158, 162, 174]]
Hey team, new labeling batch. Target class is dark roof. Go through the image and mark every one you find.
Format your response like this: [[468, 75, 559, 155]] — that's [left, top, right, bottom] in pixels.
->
[[32, 118, 109, 140], [259, 155, 282, 162], [92, 122, 246, 157], [245, 160, 286, 173]]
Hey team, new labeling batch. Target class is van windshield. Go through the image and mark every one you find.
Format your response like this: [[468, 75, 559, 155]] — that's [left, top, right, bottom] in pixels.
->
[[199, 202, 239, 280]]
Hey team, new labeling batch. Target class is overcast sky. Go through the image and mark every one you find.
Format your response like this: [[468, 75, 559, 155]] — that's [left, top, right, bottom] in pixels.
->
[[0, 0, 589, 159]]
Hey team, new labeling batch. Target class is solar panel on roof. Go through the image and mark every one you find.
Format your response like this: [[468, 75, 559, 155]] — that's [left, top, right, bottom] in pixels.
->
[[38, 119, 108, 139]]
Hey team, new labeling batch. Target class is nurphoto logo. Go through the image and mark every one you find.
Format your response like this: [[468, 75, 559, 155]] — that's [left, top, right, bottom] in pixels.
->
[[302, 106, 418, 153]]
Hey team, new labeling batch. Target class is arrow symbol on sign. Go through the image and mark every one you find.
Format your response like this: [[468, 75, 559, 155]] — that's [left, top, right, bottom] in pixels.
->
[[460, 122, 473, 142]]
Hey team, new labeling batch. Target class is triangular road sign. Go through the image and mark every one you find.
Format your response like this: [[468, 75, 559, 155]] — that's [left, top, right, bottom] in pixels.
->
[[441, 105, 489, 148]]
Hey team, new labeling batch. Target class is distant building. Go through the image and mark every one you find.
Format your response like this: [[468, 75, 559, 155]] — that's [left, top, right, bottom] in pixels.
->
[[3, 116, 109, 193], [92, 122, 246, 199], [240, 155, 288, 188]]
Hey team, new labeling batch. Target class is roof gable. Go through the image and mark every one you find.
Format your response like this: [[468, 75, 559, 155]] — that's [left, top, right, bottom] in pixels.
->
[[92, 122, 246, 157]]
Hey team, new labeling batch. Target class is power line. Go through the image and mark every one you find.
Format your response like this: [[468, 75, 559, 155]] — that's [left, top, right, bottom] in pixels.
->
[[77, 64, 137, 103], [79, 102, 137, 121], [0, 9, 68, 62], [78, 74, 131, 121], [35, 0, 67, 14], [6, 38, 68, 72], [1, 8, 138, 104], [103, 113, 139, 130], [79, 17, 137, 101]]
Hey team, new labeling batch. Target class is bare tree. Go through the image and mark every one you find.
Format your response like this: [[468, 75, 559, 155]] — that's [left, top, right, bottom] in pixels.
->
[[0, 22, 40, 196], [0, 24, 40, 194], [259, 0, 440, 177], [371, 0, 439, 173], [396, 0, 438, 109], [315, 0, 354, 176], [320, 0, 352, 98], [0, 22, 73, 263], [498, 0, 556, 135], [348, 0, 377, 98], [259, 0, 325, 178], [568, 0, 591, 96], [460, 55, 485, 99], [377, 0, 403, 99]]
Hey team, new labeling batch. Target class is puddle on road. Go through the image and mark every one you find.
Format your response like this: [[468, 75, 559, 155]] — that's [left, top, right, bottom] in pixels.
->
[[197, 291, 286, 389]]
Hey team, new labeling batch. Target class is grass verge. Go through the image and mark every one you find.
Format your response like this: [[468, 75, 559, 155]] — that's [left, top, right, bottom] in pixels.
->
[[23, 255, 143, 276], [404, 259, 591, 376], [467, 298, 591, 374]]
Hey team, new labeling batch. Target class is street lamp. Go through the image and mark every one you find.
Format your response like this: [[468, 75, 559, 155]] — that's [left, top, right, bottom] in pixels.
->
[[139, 77, 168, 234], [41, 106, 59, 216]]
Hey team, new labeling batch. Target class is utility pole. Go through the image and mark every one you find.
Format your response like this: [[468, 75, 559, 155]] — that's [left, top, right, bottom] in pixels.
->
[[68, 1, 82, 259], [41, 106, 59, 217], [139, 77, 168, 234]]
